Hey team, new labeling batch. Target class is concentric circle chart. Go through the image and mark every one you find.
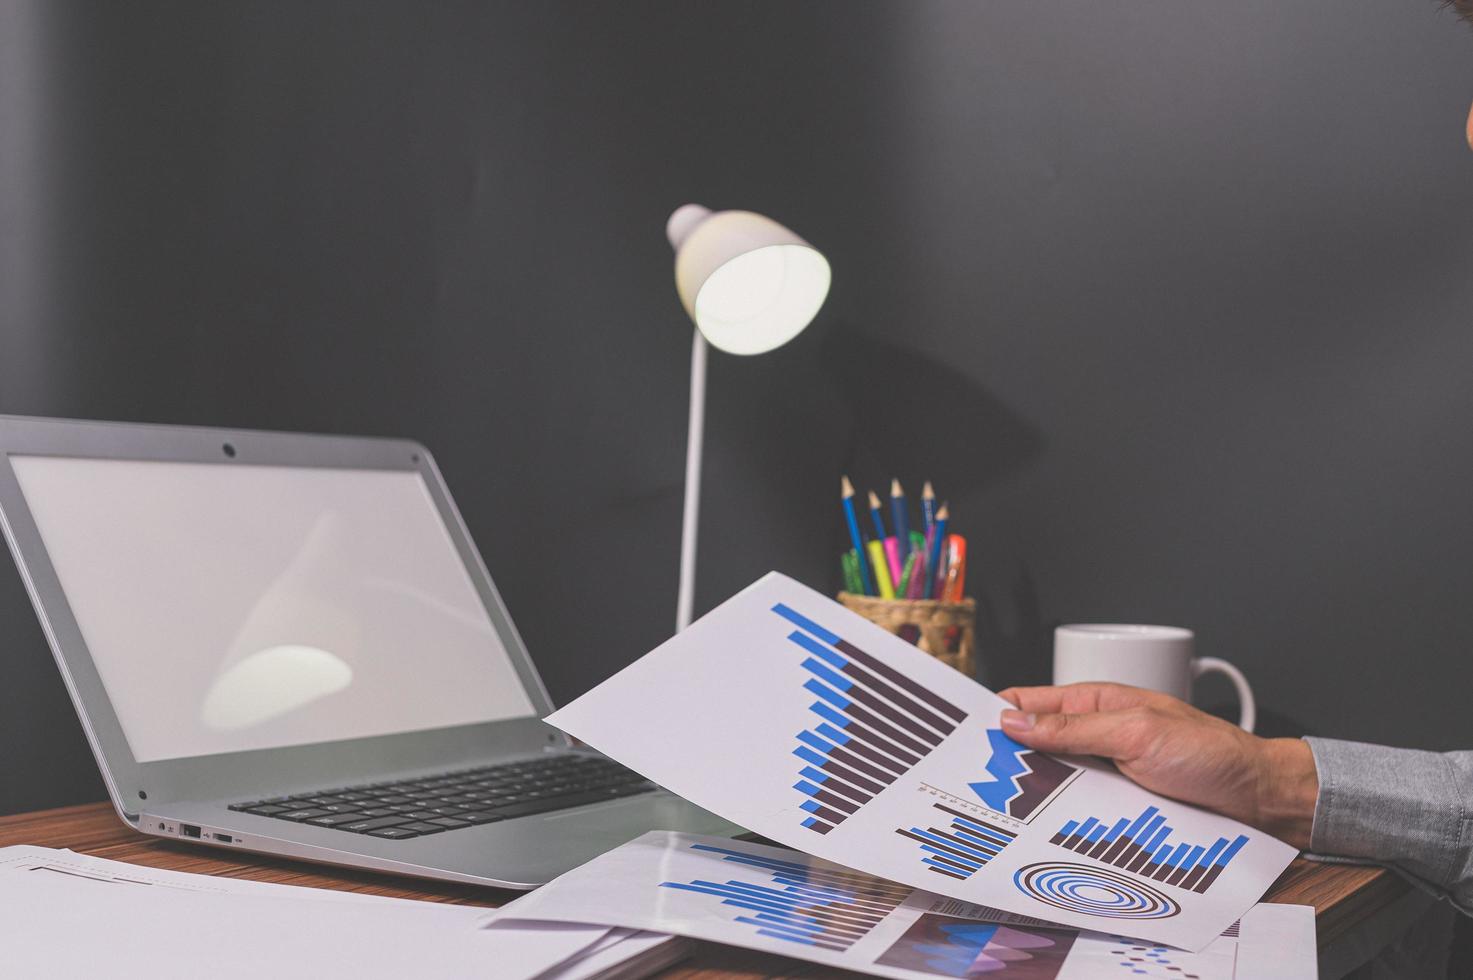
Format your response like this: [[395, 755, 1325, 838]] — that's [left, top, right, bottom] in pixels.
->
[[1013, 862, 1181, 919]]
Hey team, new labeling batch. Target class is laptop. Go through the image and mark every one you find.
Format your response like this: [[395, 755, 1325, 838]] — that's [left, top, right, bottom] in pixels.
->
[[0, 415, 739, 887]]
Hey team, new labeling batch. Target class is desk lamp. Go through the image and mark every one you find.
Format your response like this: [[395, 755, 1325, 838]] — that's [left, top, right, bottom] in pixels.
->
[[666, 204, 831, 632]]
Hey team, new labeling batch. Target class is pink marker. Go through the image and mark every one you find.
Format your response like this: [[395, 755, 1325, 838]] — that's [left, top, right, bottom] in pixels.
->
[[883, 536, 903, 585]]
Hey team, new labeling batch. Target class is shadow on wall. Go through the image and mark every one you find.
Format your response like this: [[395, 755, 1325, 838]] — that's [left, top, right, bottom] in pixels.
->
[[824, 327, 1052, 691], [827, 328, 1043, 494]]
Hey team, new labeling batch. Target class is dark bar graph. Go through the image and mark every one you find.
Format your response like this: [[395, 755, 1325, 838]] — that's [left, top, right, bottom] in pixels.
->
[[1050, 805, 1250, 894], [774, 603, 970, 833], [660, 843, 910, 952], [896, 802, 1017, 881]]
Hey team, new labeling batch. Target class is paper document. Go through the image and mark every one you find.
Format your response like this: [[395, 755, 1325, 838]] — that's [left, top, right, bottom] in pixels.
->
[[546, 574, 1297, 950], [0, 846, 613, 980], [495, 831, 1317, 979]]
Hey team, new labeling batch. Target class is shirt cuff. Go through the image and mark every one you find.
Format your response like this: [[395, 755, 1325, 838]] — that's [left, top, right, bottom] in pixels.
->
[[1305, 736, 1464, 893]]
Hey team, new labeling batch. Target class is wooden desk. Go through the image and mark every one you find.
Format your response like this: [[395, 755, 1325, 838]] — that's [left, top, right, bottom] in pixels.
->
[[0, 802, 1414, 978]]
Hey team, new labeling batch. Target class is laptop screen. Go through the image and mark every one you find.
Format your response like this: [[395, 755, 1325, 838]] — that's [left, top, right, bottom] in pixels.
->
[[10, 456, 537, 763]]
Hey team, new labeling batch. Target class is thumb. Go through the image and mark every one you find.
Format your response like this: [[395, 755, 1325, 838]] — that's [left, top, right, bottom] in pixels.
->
[[999, 707, 1137, 760]]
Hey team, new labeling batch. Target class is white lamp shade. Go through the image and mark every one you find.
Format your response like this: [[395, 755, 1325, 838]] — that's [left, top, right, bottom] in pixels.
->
[[667, 205, 831, 355]]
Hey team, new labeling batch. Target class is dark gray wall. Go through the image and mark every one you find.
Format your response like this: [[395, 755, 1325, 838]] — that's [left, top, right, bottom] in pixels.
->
[[2, 0, 1471, 814]]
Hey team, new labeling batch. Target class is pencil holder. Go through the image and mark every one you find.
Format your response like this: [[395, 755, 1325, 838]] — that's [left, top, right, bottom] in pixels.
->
[[836, 592, 977, 679]]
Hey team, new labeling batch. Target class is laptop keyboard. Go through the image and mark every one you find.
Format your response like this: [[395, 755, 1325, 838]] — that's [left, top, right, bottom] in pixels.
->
[[227, 753, 658, 840]]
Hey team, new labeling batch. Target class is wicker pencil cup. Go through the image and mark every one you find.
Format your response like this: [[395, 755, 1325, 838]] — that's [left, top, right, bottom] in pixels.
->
[[837, 592, 977, 678]]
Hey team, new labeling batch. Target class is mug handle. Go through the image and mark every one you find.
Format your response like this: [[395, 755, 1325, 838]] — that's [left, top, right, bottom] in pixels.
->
[[1192, 656, 1256, 732]]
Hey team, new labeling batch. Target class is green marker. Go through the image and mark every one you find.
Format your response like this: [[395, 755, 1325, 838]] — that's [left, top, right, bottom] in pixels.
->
[[896, 550, 919, 595], [841, 549, 864, 594]]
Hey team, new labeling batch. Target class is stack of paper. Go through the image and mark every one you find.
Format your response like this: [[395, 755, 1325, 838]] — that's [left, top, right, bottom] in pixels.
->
[[0, 845, 686, 980], [493, 830, 1318, 980]]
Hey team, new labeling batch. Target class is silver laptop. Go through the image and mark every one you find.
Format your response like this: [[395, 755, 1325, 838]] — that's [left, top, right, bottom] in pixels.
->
[[0, 415, 738, 887]]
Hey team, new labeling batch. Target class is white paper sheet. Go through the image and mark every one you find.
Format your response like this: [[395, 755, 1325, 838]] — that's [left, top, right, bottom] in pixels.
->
[[0, 845, 609, 979], [523, 927, 692, 980], [1236, 903, 1317, 980], [493, 831, 1316, 979], [545, 574, 1298, 950]]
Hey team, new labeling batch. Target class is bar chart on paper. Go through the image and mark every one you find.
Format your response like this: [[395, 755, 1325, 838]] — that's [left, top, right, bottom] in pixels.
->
[[774, 603, 969, 834], [1050, 806, 1249, 893], [897, 802, 1017, 881], [658, 843, 911, 952]]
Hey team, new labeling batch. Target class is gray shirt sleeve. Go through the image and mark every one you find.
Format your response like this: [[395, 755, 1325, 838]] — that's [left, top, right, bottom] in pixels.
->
[[1305, 737, 1473, 914]]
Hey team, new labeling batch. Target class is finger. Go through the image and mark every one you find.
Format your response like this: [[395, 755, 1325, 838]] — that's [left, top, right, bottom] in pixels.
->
[[999, 706, 1146, 759], [997, 686, 1074, 714], [1001, 683, 1138, 716]]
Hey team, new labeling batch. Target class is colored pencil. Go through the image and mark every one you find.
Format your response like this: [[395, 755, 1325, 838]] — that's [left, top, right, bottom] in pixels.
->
[[921, 481, 937, 539], [840, 475, 874, 596], [890, 479, 912, 558], [866, 490, 888, 542], [924, 503, 949, 599], [918, 525, 935, 599], [867, 539, 895, 598]]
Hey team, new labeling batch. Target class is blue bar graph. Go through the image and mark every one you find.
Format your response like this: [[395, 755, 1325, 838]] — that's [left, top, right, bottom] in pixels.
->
[[773, 603, 969, 833], [895, 802, 1018, 881], [1049, 805, 1250, 893], [659, 843, 911, 952]]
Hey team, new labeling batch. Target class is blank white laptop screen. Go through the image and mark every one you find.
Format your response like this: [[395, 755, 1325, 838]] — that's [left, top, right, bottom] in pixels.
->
[[9, 456, 536, 763]]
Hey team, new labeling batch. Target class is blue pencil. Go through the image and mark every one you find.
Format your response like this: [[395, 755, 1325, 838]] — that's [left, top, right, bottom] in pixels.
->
[[890, 479, 911, 557], [924, 502, 949, 600], [866, 490, 888, 542], [841, 476, 874, 595], [921, 481, 937, 539]]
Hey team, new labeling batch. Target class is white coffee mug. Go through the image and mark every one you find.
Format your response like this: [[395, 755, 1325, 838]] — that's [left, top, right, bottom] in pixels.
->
[[1052, 624, 1256, 732]]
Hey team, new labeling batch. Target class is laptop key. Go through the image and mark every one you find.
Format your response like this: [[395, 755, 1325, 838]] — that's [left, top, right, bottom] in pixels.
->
[[428, 817, 470, 828], [245, 804, 290, 816], [485, 789, 623, 821], [367, 827, 419, 840], [306, 812, 373, 827], [398, 821, 449, 834], [341, 816, 411, 833], [454, 812, 505, 825], [276, 808, 332, 822]]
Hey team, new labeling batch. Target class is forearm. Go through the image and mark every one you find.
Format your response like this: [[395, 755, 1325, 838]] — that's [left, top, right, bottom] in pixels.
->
[[1305, 738, 1473, 914]]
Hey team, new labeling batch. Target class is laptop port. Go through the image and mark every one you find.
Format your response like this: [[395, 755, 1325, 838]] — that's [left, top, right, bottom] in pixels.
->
[[180, 824, 201, 839], [212, 833, 232, 843]]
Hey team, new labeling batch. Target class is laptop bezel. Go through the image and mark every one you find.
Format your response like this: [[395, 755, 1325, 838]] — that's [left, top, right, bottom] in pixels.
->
[[0, 415, 567, 819]]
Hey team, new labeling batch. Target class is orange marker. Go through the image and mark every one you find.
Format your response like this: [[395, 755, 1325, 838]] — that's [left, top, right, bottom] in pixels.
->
[[941, 534, 967, 603]]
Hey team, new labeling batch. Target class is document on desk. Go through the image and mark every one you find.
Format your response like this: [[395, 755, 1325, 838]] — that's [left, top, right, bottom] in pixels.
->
[[494, 831, 1317, 979], [545, 573, 1298, 951], [0, 845, 626, 980]]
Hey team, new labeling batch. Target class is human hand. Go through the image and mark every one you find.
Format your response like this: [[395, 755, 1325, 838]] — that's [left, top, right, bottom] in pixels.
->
[[997, 683, 1317, 849]]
